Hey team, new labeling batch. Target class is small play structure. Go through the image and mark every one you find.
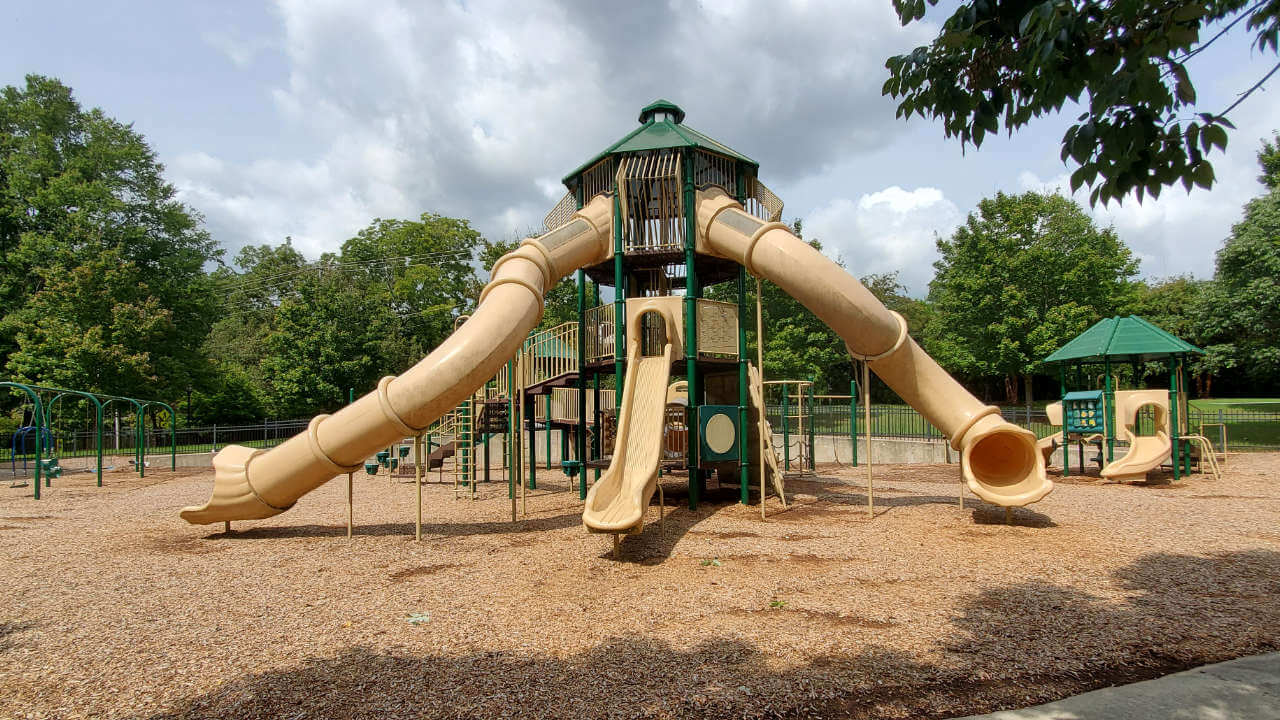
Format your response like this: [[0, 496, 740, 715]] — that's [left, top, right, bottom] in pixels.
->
[[1042, 315, 1220, 482], [181, 101, 1056, 552], [3, 381, 177, 498]]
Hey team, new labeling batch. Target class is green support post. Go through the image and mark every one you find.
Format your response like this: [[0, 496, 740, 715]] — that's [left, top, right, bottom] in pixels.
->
[[807, 376, 815, 470], [138, 407, 146, 479], [1060, 365, 1069, 476], [151, 401, 178, 472], [1169, 358, 1180, 481], [545, 395, 552, 469], [576, 269, 587, 500], [737, 266, 749, 505], [612, 194, 625, 409], [683, 149, 701, 509], [1104, 357, 1115, 462], [527, 399, 537, 490], [850, 379, 858, 467]]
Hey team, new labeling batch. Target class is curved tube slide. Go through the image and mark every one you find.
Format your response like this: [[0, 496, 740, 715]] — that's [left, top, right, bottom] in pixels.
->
[[696, 189, 1052, 507], [182, 188, 1051, 525], [179, 196, 614, 524]]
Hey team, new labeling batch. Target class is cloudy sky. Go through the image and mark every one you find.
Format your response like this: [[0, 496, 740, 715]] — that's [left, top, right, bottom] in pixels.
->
[[4, 0, 1278, 295]]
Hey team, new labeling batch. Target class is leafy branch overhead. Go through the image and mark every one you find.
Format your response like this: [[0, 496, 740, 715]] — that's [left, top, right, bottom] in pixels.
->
[[884, 0, 1280, 205]]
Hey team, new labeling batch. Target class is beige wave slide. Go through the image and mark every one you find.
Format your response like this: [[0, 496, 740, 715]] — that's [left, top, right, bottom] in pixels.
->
[[581, 333, 673, 534], [1100, 390, 1171, 482], [181, 189, 1052, 526]]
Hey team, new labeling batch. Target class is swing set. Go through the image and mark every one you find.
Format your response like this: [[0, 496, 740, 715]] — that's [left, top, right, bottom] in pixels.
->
[[2, 381, 177, 499]]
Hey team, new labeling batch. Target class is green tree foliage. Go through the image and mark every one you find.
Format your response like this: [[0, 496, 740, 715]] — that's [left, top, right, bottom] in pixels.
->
[[0, 75, 219, 400], [208, 215, 486, 418], [1195, 141, 1280, 387], [1126, 275, 1208, 343], [884, 0, 1280, 205], [860, 271, 936, 337], [704, 221, 854, 393], [257, 260, 399, 417], [1259, 131, 1280, 188], [339, 214, 481, 368], [927, 191, 1138, 402]]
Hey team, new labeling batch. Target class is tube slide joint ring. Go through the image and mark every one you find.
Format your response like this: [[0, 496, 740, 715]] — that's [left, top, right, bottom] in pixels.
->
[[949, 405, 1003, 451], [477, 276, 546, 324], [846, 311, 910, 362], [743, 220, 791, 278], [376, 376, 421, 437], [306, 414, 364, 475]]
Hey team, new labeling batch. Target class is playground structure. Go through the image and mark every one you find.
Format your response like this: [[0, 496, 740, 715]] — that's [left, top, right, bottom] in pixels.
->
[[1042, 315, 1221, 482], [2, 381, 177, 498], [180, 100, 1055, 541]]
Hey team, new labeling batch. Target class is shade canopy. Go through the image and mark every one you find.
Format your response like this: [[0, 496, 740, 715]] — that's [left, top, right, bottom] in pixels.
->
[[562, 99, 757, 185], [1043, 315, 1203, 364]]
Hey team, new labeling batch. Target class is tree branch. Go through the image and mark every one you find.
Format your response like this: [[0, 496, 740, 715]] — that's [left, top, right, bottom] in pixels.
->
[[1219, 59, 1280, 119], [1177, 0, 1268, 63]]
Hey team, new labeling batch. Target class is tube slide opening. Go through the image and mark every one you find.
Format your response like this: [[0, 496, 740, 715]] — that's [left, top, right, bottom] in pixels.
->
[[968, 430, 1036, 487], [962, 422, 1052, 506]]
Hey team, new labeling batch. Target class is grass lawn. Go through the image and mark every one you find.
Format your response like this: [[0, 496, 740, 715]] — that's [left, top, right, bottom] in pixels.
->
[[1189, 397, 1280, 411]]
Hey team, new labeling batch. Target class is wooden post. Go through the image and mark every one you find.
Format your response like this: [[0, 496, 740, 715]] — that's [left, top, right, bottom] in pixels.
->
[[414, 434, 423, 542], [863, 361, 873, 519]]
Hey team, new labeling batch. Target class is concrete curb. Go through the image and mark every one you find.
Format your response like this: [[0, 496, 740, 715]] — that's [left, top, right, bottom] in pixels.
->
[[952, 652, 1280, 719]]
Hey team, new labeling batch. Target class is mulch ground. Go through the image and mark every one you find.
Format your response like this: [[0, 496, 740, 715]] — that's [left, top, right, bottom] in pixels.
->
[[1, 454, 1278, 719]]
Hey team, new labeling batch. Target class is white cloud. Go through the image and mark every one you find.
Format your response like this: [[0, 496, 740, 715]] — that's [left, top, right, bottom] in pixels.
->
[[169, 0, 933, 260], [806, 186, 962, 295], [202, 30, 272, 69]]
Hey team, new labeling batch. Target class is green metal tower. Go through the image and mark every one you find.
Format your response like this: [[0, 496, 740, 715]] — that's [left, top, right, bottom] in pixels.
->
[[551, 100, 783, 509]]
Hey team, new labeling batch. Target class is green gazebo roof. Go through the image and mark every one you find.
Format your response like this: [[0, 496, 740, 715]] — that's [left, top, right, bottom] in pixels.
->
[[562, 99, 757, 185], [1043, 315, 1203, 364]]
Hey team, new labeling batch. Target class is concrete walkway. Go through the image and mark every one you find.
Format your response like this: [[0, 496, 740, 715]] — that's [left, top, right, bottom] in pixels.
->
[[955, 653, 1280, 719]]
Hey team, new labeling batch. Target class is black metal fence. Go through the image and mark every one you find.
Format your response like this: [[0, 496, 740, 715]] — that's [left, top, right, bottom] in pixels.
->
[[767, 400, 1280, 452], [5, 403, 1278, 469], [2, 419, 310, 466]]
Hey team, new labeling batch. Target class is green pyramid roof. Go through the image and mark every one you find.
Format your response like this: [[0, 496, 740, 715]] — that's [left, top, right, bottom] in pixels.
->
[[1043, 315, 1203, 364], [563, 100, 757, 185]]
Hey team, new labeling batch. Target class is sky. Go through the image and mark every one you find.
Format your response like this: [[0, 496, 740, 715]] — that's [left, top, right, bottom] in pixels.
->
[[3, 0, 1278, 296]]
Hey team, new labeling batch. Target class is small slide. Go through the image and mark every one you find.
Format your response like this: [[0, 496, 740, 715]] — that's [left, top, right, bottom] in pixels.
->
[[1101, 390, 1171, 482], [582, 341, 673, 534]]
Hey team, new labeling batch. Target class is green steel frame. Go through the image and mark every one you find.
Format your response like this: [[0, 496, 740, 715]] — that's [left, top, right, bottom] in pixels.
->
[[3, 382, 176, 497]]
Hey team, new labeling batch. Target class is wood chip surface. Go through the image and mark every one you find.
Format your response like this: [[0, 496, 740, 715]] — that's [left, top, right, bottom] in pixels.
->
[[1, 455, 1278, 719]]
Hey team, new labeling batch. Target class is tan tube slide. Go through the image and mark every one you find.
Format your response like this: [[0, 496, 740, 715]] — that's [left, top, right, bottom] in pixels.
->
[[697, 189, 1052, 507], [179, 196, 614, 524]]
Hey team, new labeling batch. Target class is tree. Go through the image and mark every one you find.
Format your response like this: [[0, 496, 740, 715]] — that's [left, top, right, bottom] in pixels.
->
[[257, 261, 399, 418], [339, 214, 481, 370], [0, 75, 220, 399], [927, 191, 1138, 404], [884, 0, 1280, 205], [1125, 275, 1212, 394], [1195, 141, 1280, 389], [704, 221, 854, 394], [860, 271, 936, 337], [1259, 131, 1280, 188]]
